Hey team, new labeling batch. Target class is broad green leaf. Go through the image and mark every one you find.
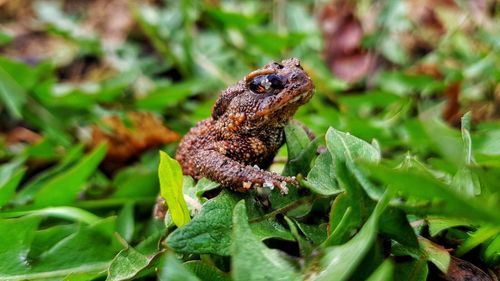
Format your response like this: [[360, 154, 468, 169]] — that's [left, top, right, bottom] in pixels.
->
[[364, 163, 500, 224], [347, 158, 385, 200], [455, 226, 500, 256], [284, 216, 313, 257], [32, 143, 107, 208], [231, 200, 300, 281], [0, 216, 42, 276], [313, 192, 390, 281], [483, 234, 500, 265], [379, 207, 418, 248], [166, 192, 238, 256], [294, 221, 328, 245], [30, 224, 78, 259], [418, 237, 450, 273], [27, 218, 120, 279], [365, 259, 394, 281], [111, 165, 158, 199], [116, 204, 135, 242], [107, 246, 154, 281], [0, 217, 118, 279], [185, 261, 231, 281], [323, 194, 360, 247], [282, 122, 319, 176], [428, 217, 471, 236], [420, 117, 462, 167], [326, 127, 384, 199], [0, 168, 25, 208], [250, 219, 294, 242], [194, 177, 220, 197], [158, 151, 190, 227], [323, 163, 373, 246], [303, 151, 340, 196], [158, 254, 200, 281], [13, 145, 84, 205], [326, 127, 380, 164], [393, 259, 428, 281]]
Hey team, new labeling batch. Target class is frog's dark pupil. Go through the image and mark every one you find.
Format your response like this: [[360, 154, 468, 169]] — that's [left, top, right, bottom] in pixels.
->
[[249, 74, 285, 94], [267, 74, 284, 90]]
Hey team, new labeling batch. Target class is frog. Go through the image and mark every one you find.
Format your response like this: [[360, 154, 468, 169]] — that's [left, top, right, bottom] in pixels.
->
[[175, 58, 314, 194]]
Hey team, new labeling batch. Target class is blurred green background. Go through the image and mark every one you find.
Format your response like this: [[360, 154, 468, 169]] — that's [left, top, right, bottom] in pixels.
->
[[0, 0, 499, 280]]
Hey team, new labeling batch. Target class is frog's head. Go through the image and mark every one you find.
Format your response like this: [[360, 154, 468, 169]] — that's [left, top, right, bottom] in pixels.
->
[[212, 58, 314, 132]]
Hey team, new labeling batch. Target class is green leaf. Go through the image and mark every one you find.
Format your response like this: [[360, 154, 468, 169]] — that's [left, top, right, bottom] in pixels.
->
[[158, 254, 201, 281], [207, 8, 265, 29], [0, 207, 101, 224], [107, 246, 154, 281], [136, 79, 208, 110], [0, 167, 26, 208], [231, 200, 300, 281], [326, 127, 384, 199], [284, 216, 313, 257], [483, 234, 500, 265], [0, 216, 120, 280], [13, 145, 84, 205], [194, 177, 220, 198], [418, 237, 450, 273], [313, 192, 390, 281], [158, 151, 190, 227], [364, 163, 500, 224], [116, 204, 135, 242], [365, 259, 394, 281], [303, 151, 340, 196], [166, 192, 238, 256], [38, 217, 119, 260], [294, 221, 328, 245], [0, 216, 42, 277], [285, 123, 313, 160], [420, 118, 462, 167], [184, 261, 231, 281], [455, 225, 500, 256], [32, 143, 107, 208], [427, 217, 471, 236], [111, 165, 158, 199], [0, 62, 27, 118], [326, 127, 380, 164], [323, 194, 360, 246], [393, 259, 428, 281], [250, 219, 294, 242], [282, 122, 317, 176], [29, 224, 78, 259], [378, 207, 418, 248]]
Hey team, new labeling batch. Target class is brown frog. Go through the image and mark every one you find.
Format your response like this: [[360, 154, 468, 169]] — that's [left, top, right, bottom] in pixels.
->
[[175, 58, 314, 194]]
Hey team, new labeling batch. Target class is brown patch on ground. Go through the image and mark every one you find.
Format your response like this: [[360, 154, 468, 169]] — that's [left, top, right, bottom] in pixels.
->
[[89, 112, 180, 162]]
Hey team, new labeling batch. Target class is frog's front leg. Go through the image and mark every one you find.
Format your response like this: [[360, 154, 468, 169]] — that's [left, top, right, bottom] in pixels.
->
[[191, 148, 296, 194]]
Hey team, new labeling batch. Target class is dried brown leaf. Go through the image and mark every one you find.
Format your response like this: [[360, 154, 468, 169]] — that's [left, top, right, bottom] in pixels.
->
[[89, 112, 180, 162]]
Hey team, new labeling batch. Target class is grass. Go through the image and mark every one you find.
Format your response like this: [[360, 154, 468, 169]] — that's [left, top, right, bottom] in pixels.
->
[[0, 0, 499, 280]]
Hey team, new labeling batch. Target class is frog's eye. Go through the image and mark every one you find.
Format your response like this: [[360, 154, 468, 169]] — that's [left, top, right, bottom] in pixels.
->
[[249, 74, 285, 94]]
